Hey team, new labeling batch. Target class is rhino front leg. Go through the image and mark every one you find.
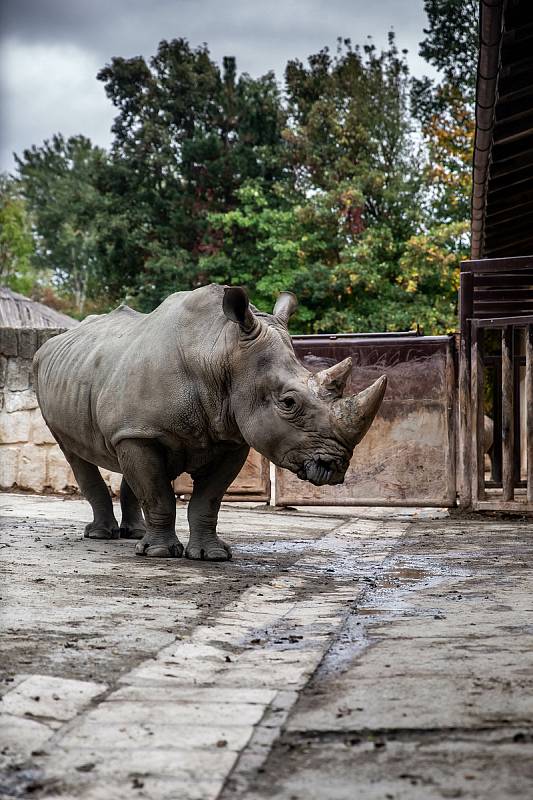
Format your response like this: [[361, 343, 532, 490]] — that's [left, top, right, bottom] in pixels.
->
[[119, 478, 147, 540], [186, 444, 249, 562], [61, 449, 119, 540], [116, 439, 183, 558]]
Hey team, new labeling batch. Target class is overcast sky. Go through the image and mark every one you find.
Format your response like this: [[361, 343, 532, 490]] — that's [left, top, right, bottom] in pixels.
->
[[0, 0, 437, 174]]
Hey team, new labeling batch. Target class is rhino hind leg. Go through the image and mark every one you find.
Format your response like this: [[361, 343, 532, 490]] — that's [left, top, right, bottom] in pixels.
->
[[119, 478, 146, 540], [116, 439, 183, 558], [61, 449, 120, 540], [186, 444, 249, 562]]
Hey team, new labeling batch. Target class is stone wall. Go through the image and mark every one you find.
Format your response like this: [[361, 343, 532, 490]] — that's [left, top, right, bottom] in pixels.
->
[[0, 327, 121, 495]]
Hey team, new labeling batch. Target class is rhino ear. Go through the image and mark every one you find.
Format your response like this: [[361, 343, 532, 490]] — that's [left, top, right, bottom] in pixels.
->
[[223, 286, 257, 334], [273, 292, 298, 325]]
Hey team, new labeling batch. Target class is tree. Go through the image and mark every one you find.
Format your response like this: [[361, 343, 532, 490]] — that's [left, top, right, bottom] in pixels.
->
[[412, 0, 478, 223], [0, 175, 36, 294], [97, 39, 288, 309], [202, 37, 426, 333], [16, 135, 109, 314]]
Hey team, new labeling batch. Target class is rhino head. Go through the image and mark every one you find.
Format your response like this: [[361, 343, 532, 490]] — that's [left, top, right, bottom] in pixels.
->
[[223, 287, 387, 486]]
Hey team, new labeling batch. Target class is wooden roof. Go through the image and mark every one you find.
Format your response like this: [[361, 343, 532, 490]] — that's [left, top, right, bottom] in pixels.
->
[[0, 286, 78, 329], [472, 0, 533, 258]]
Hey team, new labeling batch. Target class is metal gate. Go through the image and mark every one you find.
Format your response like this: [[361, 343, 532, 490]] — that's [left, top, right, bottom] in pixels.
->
[[276, 332, 456, 507]]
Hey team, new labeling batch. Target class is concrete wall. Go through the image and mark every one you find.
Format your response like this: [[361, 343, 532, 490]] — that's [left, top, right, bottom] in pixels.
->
[[0, 327, 121, 495]]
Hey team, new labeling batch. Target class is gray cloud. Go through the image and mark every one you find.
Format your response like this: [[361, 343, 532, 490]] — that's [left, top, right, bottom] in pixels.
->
[[1, 0, 436, 172]]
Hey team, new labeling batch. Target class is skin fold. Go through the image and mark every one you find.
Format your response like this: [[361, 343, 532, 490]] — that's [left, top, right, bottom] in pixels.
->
[[34, 284, 386, 561]]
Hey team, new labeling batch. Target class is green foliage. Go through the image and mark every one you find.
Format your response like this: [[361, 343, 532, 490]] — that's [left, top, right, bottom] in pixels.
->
[[0, 175, 37, 295], [416, 0, 478, 108], [96, 39, 287, 310], [412, 0, 478, 224], [16, 135, 109, 313], [12, 6, 477, 332]]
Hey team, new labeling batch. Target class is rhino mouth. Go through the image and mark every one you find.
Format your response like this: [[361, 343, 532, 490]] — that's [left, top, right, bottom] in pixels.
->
[[296, 457, 346, 486]]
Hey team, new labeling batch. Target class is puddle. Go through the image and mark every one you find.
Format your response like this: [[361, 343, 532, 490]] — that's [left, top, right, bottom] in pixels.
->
[[387, 567, 429, 580]]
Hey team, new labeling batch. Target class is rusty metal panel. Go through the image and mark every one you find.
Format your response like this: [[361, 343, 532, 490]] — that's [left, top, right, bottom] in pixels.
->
[[173, 449, 270, 502], [276, 335, 456, 507]]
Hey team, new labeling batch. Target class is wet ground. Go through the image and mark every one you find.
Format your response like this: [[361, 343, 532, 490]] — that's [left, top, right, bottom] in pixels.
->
[[1, 495, 532, 799]]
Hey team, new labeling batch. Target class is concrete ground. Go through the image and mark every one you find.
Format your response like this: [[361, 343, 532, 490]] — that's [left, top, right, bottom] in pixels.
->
[[0, 495, 532, 800]]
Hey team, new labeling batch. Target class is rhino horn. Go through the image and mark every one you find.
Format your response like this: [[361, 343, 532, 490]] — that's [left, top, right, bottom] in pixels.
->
[[334, 374, 387, 445], [311, 357, 353, 400]]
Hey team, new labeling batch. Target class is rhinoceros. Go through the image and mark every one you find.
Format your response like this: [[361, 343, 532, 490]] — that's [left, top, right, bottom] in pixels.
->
[[34, 285, 386, 561]]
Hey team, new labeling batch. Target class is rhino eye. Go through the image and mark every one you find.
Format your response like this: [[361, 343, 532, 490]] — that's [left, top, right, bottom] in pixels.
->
[[279, 396, 296, 411]]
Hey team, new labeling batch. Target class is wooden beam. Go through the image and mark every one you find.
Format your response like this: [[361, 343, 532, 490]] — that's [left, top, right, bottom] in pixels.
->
[[474, 288, 533, 300], [527, 324, 533, 502], [473, 273, 533, 287], [502, 325, 515, 501], [473, 315, 533, 328], [471, 324, 485, 503], [490, 147, 533, 179], [484, 234, 533, 256], [461, 256, 533, 272]]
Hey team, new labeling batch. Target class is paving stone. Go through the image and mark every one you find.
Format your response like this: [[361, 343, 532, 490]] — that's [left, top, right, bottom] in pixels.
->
[[77, 698, 267, 727], [1, 674, 107, 723], [0, 713, 53, 762], [109, 687, 276, 705], [58, 719, 255, 752]]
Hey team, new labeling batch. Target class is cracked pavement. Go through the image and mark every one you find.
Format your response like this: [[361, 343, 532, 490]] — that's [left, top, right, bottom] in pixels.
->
[[1, 495, 532, 799]]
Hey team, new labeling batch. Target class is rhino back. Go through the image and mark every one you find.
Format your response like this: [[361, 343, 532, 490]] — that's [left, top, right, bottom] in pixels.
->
[[34, 287, 237, 466]]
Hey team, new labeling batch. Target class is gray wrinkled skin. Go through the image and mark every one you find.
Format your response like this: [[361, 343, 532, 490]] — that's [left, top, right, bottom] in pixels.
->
[[34, 285, 386, 561]]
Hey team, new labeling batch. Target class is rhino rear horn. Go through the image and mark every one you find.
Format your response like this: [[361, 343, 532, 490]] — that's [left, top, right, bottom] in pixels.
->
[[223, 286, 258, 334], [310, 357, 352, 399], [273, 292, 298, 325], [334, 374, 387, 446]]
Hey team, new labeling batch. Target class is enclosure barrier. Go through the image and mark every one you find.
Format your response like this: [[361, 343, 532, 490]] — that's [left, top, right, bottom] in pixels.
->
[[459, 255, 533, 510]]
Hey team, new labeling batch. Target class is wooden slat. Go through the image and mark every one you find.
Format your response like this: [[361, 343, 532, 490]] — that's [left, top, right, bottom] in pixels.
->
[[462, 256, 533, 272], [502, 326, 515, 501], [458, 272, 473, 507], [474, 302, 533, 315], [472, 315, 533, 328], [474, 289, 533, 300], [473, 273, 533, 287], [491, 147, 533, 179], [470, 324, 485, 503], [474, 499, 530, 511], [492, 363, 503, 484], [484, 233, 533, 256], [527, 324, 533, 502]]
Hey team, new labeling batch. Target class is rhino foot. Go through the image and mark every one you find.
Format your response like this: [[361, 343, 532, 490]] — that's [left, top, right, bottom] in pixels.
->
[[119, 521, 146, 540], [186, 535, 232, 562], [135, 532, 184, 558], [84, 521, 120, 540]]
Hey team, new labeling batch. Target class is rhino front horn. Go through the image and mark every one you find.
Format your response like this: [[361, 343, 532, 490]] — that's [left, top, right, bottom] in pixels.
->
[[334, 374, 387, 446]]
